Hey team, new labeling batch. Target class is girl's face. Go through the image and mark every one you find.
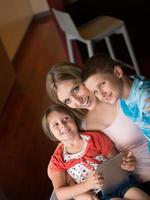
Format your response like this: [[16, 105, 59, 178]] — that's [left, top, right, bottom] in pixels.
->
[[84, 71, 123, 105], [47, 111, 78, 142], [56, 79, 97, 110]]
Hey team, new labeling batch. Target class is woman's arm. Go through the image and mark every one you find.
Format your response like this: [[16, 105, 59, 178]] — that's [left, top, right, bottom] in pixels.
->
[[50, 170, 102, 200]]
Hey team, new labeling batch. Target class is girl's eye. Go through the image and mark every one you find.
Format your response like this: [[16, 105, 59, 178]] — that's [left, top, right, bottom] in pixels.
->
[[64, 116, 69, 121], [64, 98, 71, 105], [72, 85, 79, 94]]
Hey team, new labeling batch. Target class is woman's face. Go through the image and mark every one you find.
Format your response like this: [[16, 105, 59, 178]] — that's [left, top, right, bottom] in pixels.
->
[[56, 79, 97, 110]]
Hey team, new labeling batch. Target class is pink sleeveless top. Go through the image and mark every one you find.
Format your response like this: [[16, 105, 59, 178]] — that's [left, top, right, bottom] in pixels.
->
[[103, 102, 150, 182]]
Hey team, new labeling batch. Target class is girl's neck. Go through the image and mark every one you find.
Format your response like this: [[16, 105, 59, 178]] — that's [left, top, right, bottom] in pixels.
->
[[64, 135, 85, 154]]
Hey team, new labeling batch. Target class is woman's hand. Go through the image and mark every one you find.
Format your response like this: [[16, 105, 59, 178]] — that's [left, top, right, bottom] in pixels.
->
[[121, 151, 136, 171]]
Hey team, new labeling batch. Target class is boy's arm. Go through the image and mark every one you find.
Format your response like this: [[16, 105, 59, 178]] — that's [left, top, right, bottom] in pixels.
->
[[50, 170, 102, 200], [138, 88, 150, 116], [145, 98, 150, 112]]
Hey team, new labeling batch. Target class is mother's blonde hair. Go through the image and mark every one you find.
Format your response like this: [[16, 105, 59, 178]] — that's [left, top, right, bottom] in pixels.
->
[[46, 62, 86, 118], [46, 62, 81, 103]]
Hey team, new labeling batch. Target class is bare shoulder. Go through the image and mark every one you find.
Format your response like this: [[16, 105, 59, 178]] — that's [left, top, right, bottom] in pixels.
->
[[85, 109, 106, 130], [85, 102, 118, 131]]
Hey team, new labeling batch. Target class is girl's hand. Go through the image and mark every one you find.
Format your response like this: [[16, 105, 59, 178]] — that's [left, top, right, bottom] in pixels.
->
[[85, 171, 104, 190], [121, 151, 136, 171]]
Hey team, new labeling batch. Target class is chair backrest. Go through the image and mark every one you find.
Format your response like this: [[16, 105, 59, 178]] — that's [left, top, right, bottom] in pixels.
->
[[52, 8, 80, 38], [47, 0, 64, 11]]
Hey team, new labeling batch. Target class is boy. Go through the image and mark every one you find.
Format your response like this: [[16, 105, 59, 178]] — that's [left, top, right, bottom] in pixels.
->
[[82, 53, 150, 152]]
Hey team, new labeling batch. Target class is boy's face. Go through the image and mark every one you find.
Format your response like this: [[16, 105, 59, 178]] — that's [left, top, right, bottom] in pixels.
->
[[84, 69, 123, 105], [47, 111, 78, 142]]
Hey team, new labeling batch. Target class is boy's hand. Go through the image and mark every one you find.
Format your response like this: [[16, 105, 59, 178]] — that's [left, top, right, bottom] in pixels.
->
[[121, 151, 136, 171]]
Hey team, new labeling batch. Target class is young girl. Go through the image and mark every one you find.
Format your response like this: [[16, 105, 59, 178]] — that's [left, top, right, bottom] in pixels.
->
[[81, 53, 150, 152], [42, 104, 149, 200]]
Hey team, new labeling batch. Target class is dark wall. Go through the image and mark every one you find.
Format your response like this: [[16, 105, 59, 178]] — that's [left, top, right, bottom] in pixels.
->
[[66, 0, 150, 59]]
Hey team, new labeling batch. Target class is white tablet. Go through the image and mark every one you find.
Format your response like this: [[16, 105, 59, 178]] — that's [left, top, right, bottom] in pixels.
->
[[96, 152, 129, 194]]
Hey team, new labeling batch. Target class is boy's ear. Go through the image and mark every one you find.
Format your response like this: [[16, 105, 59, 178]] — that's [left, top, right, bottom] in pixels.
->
[[113, 66, 123, 78]]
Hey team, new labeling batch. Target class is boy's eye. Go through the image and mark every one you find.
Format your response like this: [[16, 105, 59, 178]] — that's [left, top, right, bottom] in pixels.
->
[[93, 90, 98, 95], [64, 98, 71, 105], [72, 85, 79, 94], [98, 81, 105, 88]]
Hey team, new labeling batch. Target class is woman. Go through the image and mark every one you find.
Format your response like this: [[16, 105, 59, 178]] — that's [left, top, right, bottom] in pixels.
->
[[46, 62, 150, 195]]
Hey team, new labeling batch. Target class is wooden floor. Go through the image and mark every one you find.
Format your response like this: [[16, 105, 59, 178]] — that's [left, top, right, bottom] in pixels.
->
[[0, 15, 68, 200], [0, 13, 150, 200]]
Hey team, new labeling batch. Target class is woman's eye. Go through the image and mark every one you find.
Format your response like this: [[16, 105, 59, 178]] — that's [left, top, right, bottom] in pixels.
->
[[98, 82, 105, 88], [72, 85, 79, 94], [101, 81, 105, 86], [64, 99, 71, 105]]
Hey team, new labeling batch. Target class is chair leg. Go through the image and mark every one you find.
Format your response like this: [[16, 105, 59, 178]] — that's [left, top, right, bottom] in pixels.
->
[[105, 36, 116, 60], [86, 41, 94, 58], [66, 34, 75, 63], [121, 25, 140, 74]]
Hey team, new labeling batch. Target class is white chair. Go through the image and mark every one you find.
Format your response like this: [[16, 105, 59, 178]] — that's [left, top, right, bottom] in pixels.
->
[[52, 8, 140, 74]]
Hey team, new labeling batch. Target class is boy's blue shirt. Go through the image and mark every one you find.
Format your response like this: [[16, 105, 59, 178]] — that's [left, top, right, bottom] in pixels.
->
[[119, 75, 150, 151]]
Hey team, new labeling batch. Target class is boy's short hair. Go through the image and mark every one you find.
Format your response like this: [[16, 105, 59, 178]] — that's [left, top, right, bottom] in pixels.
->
[[81, 53, 124, 82], [42, 104, 81, 142]]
